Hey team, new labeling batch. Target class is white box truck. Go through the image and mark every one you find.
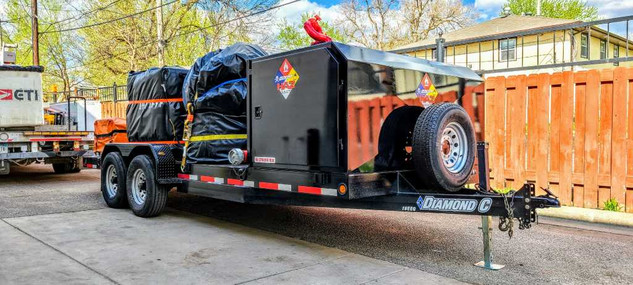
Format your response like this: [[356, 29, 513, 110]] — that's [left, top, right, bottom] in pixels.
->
[[0, 65, 93, 175]]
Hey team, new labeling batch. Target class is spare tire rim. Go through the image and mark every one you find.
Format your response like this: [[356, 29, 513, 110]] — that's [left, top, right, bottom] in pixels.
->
[[132, 169, 147, 205], [440, 122, 468, 173], [105, 165, 118, 198]]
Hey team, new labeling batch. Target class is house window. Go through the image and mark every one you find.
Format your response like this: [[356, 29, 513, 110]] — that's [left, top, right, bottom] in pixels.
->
[[580, 33, 588, 58], [600, 40, 606, 59], [499, 38, 516, 62]]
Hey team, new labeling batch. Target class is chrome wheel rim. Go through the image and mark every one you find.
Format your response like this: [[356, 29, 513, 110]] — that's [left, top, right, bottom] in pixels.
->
[[105, 165, 118, 198], [440, 122, 468, 173], [131, 169, 147, 205]]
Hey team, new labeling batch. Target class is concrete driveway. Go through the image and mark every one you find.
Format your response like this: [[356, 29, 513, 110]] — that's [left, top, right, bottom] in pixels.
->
[[0, 165, 460, 285]]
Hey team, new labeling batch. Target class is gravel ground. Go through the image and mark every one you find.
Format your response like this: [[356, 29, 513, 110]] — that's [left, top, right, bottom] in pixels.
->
[[0, 164, 105, 218], [2, 164, 632, 284]]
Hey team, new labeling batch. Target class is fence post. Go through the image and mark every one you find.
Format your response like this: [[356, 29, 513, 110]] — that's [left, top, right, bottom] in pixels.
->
[[113, 82, 118, 104]]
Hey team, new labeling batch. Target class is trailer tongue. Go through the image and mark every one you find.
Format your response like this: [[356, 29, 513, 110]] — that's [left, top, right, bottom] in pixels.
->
[[100, 42, 560, 270]]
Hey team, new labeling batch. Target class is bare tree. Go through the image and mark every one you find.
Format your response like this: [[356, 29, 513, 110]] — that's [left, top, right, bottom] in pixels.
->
[[338, 0, 473, 50]]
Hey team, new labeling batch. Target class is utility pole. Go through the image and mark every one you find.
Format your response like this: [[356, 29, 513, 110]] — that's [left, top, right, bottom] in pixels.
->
[[156, 0, 164, 66], [31, 0, 39, 66], [536, 0, 541, 16]]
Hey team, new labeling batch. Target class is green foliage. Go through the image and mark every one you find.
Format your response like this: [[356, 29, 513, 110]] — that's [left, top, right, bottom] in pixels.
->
[[501, 0, 599, 21], [276, 12, 346, 50], [603, 198, 622, 212]]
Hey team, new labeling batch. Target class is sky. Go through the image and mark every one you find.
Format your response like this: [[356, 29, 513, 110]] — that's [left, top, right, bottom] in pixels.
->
[[276, 0, 633, 24]]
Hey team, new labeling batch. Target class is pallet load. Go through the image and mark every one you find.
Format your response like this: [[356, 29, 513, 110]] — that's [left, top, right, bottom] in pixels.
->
[[126, 67, 189, 142], [183, 43, 267, 164]]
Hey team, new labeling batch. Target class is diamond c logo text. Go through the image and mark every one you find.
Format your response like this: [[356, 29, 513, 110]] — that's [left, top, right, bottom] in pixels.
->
[[416, 196, 492, 213], [0, 89, 39, 101]]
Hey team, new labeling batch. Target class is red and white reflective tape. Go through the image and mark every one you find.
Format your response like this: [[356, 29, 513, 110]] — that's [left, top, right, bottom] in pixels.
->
[[227, 178, 255, 187], [258, 182, 292, 192], [298, 186, 337, 196], [177, 174, 337, 196], [84, 163, 99, 169], [177, 174, 199, 181], [200, 175, 224, 184]]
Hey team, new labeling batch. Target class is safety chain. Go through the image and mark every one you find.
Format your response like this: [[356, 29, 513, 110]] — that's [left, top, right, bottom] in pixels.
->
[[498, 190, 516, 239]]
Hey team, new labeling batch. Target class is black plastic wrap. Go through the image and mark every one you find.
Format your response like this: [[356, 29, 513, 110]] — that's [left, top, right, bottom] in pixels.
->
[[195, 43, 267, 101], [186, 112, 247, 164], [182, 51, 220, 105], [195, 79, 247, 115], [126, 67, 189, 142]]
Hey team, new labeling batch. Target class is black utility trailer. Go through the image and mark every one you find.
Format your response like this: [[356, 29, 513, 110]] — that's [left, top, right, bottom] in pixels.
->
[[100, 42, 559, 269]]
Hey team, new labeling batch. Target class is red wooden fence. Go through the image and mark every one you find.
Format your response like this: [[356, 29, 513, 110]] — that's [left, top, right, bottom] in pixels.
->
[[485, 68, 633, 212]]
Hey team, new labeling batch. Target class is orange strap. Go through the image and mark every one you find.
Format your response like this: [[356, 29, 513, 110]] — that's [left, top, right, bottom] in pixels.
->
[[119, 141, 184, 144], [128, 98, 183, 104]]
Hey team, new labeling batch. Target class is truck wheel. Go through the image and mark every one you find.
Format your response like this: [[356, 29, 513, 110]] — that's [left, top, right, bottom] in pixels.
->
[[101, 152, 128, 208], [412, 103, 475, 192], [374, 106, 423, 171], [126, 155, 169, 217]]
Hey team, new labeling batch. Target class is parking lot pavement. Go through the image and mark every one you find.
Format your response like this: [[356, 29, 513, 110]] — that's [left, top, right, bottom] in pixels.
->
[[1, 208, 462, 285], [3, 164, 633, 284], [0, 164, 461, 284]]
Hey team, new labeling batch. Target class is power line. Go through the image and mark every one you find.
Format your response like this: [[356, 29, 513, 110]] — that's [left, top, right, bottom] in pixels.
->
[[173, 0, 301, 38], [41, 0, 178, 34], [64, 0, 301, 71], [42, 0, 123, 28]]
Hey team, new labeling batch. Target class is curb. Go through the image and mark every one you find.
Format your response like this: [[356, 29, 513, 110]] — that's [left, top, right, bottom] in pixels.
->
[[538, 206, 633, 228]]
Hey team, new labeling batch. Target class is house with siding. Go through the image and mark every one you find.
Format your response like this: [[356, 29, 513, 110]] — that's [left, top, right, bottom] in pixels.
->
[[393, 14, 633, 75]]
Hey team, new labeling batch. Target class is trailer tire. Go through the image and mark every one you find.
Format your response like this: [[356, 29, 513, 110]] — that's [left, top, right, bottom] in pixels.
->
[[101, 152, 128, 208], [374, 106, 424, 171], [412, 103, 475, 192], [126, 155, 169, 217]]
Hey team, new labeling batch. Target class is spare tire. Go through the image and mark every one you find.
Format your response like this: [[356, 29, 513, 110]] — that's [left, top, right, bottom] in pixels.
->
[[374, 106, 423, 171], [412, 103, 475, 192]]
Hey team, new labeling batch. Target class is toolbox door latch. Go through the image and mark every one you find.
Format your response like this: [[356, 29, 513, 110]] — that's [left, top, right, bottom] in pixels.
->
[[254, 106, 263, 119]]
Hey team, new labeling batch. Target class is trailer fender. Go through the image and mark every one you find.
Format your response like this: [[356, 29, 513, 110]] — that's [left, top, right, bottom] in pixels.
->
[[103, 144, 179, 185]]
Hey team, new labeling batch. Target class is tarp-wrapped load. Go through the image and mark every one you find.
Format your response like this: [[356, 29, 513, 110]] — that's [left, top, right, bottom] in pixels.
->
[[126, 67, 188, 142], [185, 43, 267, 164], [94, 118, 128, 154]]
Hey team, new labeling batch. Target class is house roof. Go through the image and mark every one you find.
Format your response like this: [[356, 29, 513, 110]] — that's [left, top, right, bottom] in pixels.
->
[[394, 15, 580, 51]]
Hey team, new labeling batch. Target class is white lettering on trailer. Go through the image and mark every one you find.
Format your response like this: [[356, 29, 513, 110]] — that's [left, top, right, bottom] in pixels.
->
[[418, 196, 478, 212], [478, 198, 493, 213]]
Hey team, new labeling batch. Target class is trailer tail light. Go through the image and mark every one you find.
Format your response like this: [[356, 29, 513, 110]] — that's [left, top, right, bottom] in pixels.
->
[[53, 141, 59, 152], [73, 141, 80, 151]]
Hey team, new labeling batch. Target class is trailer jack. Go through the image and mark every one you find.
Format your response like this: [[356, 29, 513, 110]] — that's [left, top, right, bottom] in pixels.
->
[[475, 215, 505, 270]]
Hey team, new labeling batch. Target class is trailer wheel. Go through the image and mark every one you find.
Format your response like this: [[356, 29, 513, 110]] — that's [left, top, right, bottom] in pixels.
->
[[101, 152, 128, 208], [412, 103, 475, 192], [374, 106, 424, 171], [126, 155, 169, 217]]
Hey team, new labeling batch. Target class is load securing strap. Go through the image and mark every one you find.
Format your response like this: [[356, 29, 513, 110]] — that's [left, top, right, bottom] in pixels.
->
[[128, 98, 184, 104], [189, 134, 247, 142]]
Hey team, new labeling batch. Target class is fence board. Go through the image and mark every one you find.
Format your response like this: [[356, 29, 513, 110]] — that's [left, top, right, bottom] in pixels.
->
[[508, 76, 527, 189], [549, 74, 562, 198], [535, 73, 550, 196], [572, 72, 587, 207], [485, 77, 506, 189], [583, 70, 600, 208], [559, 71, 574, 205], [611, 67, 627, 206], [628, 70, 633, 212], [598, 70, 613, 207]]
